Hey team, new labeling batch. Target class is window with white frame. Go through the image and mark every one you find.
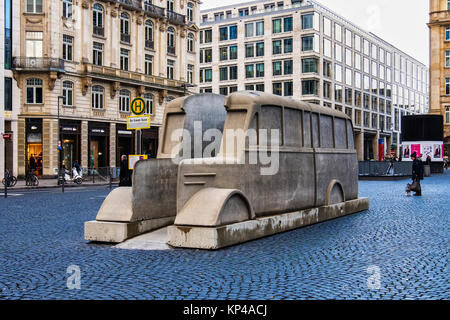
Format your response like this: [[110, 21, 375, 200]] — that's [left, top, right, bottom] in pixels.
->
[[187, 33, 194, 52], [26, 78, 43, 104], [145, 20, 154, 49], [93, 42, 103, 66], [120, 48, 129, 71], [446, 78, 450, 95], [119, 90, 130, 113], [145, 54, 153, 75], [120, 12, 130, 42], [92, 85, 104, 109], [167, 59, 175, 79], [93, 3, 104, 36], [62, 81, 73, 106], [62, 0, 73, 19], [26, 31, 43, 58], [446, 106, 450, 124], [167, 0, 174, 12], [26, 0, 43, 13], [187, 64, 194, 84], [446, 50, 450, 68], [62, 35, 73, 61], [187, 2, 194, 22], [167, 27, 175, 53], [144, 93, 153, 115]]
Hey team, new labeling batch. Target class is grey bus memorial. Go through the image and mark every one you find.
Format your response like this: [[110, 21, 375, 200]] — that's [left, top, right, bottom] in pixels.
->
[[85, 92, 369, 250]]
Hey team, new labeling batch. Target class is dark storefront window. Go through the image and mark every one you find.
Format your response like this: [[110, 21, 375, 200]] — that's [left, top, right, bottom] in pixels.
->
[[89, 123, 109, 169], [117, 125, 134, 167], [26, 118, 43, 176], [142, 127, 159, 159], [5, 77, 12, 111], [60, 121, 81, 170]]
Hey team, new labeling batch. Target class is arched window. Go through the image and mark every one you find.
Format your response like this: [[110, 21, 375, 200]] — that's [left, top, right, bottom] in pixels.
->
[[187, 2, 194, 22], [93, 4, 104, 36], [144, 93, 153, 115], [167, 27, 175, 54], [145, 20, 154, 49], [119, 89, 130, 112], [120, 12, 130, 42], [26, 78, 43, 104], [92, 85, 104, 109], [62, 81, 74, 106], [187, 33, 194, 52]]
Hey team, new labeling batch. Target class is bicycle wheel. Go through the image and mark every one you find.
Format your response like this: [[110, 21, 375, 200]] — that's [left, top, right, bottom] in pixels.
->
[[1, 178, 5, 186], [10, 176, 17, 187], [32, 176, 39, 187]]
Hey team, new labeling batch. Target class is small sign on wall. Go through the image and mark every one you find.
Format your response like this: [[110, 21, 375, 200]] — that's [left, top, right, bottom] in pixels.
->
[[128, 155, 148, 170]]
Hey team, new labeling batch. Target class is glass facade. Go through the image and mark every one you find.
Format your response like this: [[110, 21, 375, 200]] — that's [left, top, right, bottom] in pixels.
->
[[199, 1, 429, 158]]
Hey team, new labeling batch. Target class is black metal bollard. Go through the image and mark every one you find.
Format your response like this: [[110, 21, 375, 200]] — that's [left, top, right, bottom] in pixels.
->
[[109, 168, 112, 190], [4, 171, 7, 199]]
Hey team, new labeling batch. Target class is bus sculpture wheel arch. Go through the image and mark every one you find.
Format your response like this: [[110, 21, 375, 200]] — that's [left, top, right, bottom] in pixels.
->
[[85, 92, 369, 250]]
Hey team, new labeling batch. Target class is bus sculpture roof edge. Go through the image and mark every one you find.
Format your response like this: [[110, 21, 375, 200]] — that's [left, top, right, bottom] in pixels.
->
[[85, 92, 369, 249]]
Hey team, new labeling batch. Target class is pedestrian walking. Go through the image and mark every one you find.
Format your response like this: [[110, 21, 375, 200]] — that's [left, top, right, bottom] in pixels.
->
[[406, 152, 424, 196], [119, 155, 132, 187]]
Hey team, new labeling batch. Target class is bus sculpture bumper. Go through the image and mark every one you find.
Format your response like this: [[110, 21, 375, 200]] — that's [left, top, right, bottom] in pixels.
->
[[85, 92, 369, 249]]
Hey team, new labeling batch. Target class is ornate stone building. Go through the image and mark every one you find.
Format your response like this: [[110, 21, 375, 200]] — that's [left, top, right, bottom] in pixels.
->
[[429, 0, 450, 156], [12, 0, 199, 177]]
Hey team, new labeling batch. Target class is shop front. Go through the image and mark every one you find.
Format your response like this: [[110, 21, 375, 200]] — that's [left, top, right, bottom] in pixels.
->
[[26, 118, 43, 176], [116, 124, 134, 166], [60, 120, 81, 171], [141, 127, 159, 159], [88, 122, 109, 169]]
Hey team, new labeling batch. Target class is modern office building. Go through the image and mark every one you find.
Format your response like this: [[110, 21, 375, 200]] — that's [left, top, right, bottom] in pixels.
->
[[11, 0, 199, 178], [199, 0, 429, 160], [429, 0, 450, 157], [1, 0, 18, 180]]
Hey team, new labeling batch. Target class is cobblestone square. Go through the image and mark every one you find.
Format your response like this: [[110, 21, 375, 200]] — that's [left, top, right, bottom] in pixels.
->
[[0, 173, 448, 300]]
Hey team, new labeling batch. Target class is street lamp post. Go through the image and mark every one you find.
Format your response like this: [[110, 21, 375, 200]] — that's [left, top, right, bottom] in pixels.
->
[[57, 96, 64, 192]]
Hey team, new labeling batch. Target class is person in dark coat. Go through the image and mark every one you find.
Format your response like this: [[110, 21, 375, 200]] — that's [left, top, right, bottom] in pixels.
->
[[73, 160, 81, 175], [119, 155, 132, 187], [411, 152, 424, 196]]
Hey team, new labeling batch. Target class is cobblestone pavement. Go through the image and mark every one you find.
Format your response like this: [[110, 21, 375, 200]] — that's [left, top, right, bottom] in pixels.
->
[[0, 173, 449, 300]]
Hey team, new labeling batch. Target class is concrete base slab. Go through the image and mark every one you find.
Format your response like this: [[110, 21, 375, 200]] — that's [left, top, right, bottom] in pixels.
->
[[85, 216, 175, 243], [168, 198, 369, 250], [115, 227, 172, 251]]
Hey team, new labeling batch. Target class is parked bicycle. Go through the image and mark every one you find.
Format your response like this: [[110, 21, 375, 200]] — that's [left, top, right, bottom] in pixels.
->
[[26, 169, 39, 187], [2, 169, 17, 188]]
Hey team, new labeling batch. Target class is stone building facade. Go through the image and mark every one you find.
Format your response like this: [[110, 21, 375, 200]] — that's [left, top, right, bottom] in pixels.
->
[[429, 0, 450, 156], [1, 0, 19, 180], [199, 0, 429, 160], [12, 0, 199, 177]]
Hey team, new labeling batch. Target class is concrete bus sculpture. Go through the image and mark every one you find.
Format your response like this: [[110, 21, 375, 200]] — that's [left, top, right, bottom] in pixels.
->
[[84, 93, 227, 242], [85, 91, 369, 249]]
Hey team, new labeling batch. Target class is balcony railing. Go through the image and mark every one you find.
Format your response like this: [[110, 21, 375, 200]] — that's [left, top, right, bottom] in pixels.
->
[[144, 2, 165, 18], [167, 10, 186, 25], [93, 26, 104, 37], [121, 33, 130, 43], [167, 46, 176, 55], [118, 0, 142, 10], [12, 57, 65, 72], [145, 40, 154, 50]]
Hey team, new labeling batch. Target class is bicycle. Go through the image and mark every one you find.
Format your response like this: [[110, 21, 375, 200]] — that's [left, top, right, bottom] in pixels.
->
[[26, 169, 39, 187], [2, 169, 17, 188]]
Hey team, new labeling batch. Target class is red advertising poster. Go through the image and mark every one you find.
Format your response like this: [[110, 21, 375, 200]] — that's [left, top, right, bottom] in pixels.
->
[[411, 144, 421, 156]]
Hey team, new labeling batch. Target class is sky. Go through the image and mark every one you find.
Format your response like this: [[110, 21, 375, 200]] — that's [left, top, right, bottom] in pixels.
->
[[201, 0, 430, 66]]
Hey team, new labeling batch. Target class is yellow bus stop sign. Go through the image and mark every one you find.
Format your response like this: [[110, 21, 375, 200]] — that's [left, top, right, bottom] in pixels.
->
[[130, 97, 146, 116]]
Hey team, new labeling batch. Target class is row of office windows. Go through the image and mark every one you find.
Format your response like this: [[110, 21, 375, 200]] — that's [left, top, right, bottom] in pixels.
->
[[24, 77, 155, 114]]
